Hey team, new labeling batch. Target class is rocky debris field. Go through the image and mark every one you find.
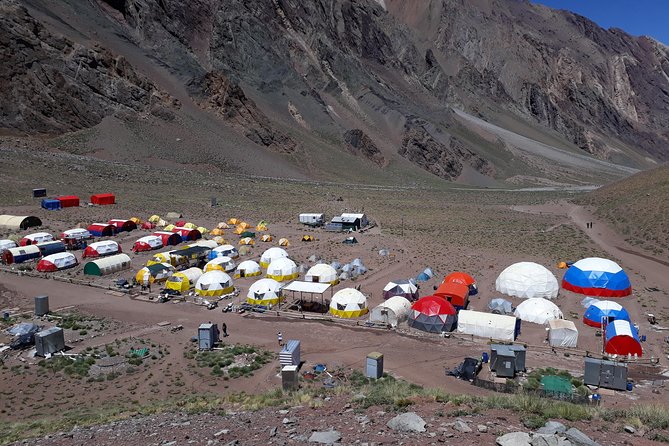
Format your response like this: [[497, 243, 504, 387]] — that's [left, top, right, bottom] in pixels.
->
[[12, 393, 656, 446]]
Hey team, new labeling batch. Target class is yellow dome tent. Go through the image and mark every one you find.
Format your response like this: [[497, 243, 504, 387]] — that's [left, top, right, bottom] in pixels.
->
[[238, 222, 251, 230], [163, 224, 176, 232], [217, 222, 230, 229], [256, 223, 268, 231], [239, 237, 255, 246], [213, 236, 226, 245], [210, 228, 225, 236], [135, 263, 175, 285], [261, 234, 273, 242], [130, 217, 143, 225], [183, 222, 197, 229], [165, 267, 203, 293], [227, 218, 240, 225], [278, 238, 290, 247], [197, 226, 209, 235], [148, 215, 161, 223], [302, 235, 315, 242]]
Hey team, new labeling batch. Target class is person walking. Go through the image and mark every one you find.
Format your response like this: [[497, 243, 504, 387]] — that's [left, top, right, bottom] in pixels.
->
[[222, 322, 228, 337], [277, 331, 283, 347]]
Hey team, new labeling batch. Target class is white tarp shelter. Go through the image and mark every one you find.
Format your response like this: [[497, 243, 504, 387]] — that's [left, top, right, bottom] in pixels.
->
[[457, 310, 517, 341], [548, 319, 578, 348], [369, 296, 411, 327]]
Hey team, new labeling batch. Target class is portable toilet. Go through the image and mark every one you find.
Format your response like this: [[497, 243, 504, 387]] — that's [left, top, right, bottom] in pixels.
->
[[198, 323, 219, 350], [35, 327, 65, 357], [366, 352, 384, 379]]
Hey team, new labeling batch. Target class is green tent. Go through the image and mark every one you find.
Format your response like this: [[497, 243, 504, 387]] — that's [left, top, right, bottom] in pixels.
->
[[541, 375, 572, 395], [240, 231, 256, 238]]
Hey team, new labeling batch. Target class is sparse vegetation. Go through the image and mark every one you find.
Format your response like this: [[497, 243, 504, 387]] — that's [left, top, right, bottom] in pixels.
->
[[185, 345, 274, 379]]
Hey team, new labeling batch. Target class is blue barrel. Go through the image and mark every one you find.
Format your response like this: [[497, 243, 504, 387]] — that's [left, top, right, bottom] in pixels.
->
[[2, 312, 9, 321], [627, 382, 634, 391], [481, 352, 489, 363], [641, 335, 647, 342]]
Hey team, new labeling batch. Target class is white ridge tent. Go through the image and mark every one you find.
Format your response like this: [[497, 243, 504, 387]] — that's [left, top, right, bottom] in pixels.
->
[[457, 310, 517, 341], [514, 298, 563, 324], [495, 262, 559, 299], [547, 319, 578, 348], [369, 296, 411, 327]]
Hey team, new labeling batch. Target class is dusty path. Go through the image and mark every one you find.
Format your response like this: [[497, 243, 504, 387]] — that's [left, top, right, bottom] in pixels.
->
[[566, 204, 669, 291]]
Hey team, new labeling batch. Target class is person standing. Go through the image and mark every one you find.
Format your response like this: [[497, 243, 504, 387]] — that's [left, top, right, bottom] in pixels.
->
[[277, 331, 283, 347], [222, 322, 228, 337]]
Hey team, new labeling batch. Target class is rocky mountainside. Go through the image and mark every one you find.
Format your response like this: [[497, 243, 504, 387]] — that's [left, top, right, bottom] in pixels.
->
[[3, 0, 668, 184]]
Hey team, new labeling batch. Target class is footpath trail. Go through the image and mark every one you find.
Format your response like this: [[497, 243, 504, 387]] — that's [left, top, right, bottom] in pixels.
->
[[567, 204, 669, 291]]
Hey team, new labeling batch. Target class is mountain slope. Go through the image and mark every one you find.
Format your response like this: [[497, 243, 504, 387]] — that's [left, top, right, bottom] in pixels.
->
[[4, 0, 668, 186]]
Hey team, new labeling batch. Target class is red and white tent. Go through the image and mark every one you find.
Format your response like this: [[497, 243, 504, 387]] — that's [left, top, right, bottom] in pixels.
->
[[37, 252, 78, 272], [152, 231, 182, 246], [132, 235, 163, 252], [60, 228, 92, 240], [82, 240, 121, 258], [108, 219, 137, 232], [20, 232, 54, 246]]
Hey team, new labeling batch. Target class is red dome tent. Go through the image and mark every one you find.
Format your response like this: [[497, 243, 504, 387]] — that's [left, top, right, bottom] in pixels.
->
[[444, 271, 478, 295], [91, 193, 115, 205], [56, 196, 80, 208], [408, 295, 457, 333], [108, 219, 137, 232], [434, 282, 470, 310]]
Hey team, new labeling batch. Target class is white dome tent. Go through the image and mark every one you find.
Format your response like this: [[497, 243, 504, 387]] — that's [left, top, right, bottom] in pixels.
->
[[204, 256, 236, 273], [266, 257, 298, 282], [246, 278, 283, 306], [496, 262, 559, 299], [329, 288, 368, 318], [305, 264, 339, 285], [234, 260, 262, 278], [260, 247, 289, 268], [195, 270, 234, 297], [369, 296, 411, 327], [514, 298, 563, 325]]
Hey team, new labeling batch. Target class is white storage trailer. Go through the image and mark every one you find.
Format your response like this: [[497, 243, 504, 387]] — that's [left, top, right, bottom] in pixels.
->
[[299, 213, 324, 226]]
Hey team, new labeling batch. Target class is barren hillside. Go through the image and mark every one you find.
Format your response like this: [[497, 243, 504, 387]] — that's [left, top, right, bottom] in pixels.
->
[[1, 0, 666, 186]]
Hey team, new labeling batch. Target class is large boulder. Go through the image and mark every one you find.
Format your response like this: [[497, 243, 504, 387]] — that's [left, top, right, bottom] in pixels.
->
[[386, 412, 427, 433]]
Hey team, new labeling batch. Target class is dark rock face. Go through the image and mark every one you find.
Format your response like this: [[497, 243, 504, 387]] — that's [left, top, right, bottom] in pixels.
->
[[191, 72, 298, 154], [399, 119, 493, 180], [0, 1, 173, 135], [343, 129, 385, 166], [4, 0, 669, 179]]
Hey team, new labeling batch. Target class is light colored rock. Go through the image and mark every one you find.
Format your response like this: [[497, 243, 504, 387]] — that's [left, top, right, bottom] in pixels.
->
[[623, 425, 635, 434], [531, 433, 559, 446], [454, 420, 472, 433], [536, 421, 567, 435], [565, 428, 599, 446], [478, 424, 488, 433], [308, 430, 342, 444], [497, 431, 532, 446], [386, 412, 427, 433]]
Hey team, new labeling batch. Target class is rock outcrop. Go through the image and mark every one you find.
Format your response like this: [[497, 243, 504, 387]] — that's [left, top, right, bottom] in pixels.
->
[[0, 1, 174, 135]]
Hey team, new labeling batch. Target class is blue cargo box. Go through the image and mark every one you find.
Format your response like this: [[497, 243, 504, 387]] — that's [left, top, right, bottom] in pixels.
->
[[41, 199, 61, 210]]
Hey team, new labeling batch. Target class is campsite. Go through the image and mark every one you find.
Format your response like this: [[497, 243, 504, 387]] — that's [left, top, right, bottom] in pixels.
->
[[0, 146, 667, 445]]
